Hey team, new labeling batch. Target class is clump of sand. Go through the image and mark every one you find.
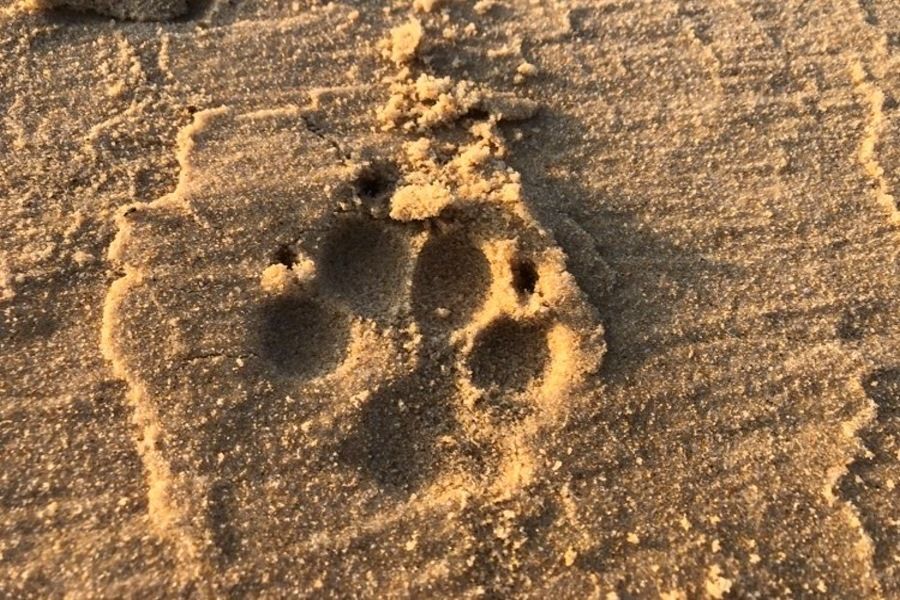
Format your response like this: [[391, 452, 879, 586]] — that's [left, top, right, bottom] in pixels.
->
[[377, 72, 538, 131], [381, 18, 424, 65], [388, 182, 453, 221]]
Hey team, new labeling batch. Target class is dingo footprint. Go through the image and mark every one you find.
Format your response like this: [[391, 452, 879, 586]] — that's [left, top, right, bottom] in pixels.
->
[[102, 103, 604, 589], [338, 204, 604, 494]]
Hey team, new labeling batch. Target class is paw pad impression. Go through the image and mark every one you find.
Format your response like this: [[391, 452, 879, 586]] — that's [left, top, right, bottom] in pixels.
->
[[102, 100, 605, 586]]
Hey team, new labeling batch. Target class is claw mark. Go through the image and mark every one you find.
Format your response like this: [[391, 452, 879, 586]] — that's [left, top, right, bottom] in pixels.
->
[[353, 161, 399, 205], [510, 256, 539, 296]]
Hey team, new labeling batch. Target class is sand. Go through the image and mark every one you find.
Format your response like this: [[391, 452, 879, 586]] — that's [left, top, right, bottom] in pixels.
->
[[0, 0, 897, 597]]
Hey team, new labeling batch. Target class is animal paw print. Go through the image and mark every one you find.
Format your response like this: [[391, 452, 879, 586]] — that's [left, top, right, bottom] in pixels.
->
[[330, 198, 605, 495], [102, 105, 604, 587]]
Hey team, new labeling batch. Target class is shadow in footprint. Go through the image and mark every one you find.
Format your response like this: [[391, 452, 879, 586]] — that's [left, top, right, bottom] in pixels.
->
[[510, 256, 539, 296], [207, 479, 241, 562], [35, 0, 209, 22], [256, 295, 350, 378], [468, 318, 550, 394], [317, 217, 409, 318], [337, 366, 458, 492], [412, 229, 492, 332]]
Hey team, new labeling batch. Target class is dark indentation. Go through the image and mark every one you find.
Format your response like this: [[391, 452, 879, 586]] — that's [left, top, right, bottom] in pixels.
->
[[37, 0, 203, 22], [858, 0, 879, 26], [836, 300, 888, 341], [468, 319, 549, 393], [183, 0, 214, 20], [511, 257, 538, 296], [884, 95, 899, 112], [463, 106, 491, 121], [354, 162, 398, 203], [863, 367, 900, 410], [337, 371, 457, 491], [412, 231, 491, 331], [257, 296, 349, 377], [207, 480, 240, 561], [318, 217, 408, 316], [31, 3, 108, 23], [272, 244, 297, 268]]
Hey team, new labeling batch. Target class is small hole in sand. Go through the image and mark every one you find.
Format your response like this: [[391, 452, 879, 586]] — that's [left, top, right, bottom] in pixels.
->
[[463, 107, 491, 121], [354, 163, 397, 202], [272, 244, 297, 268], [184, 0, 215, 19], [468, 318, 549, 393], [511, 258, 539, 295]]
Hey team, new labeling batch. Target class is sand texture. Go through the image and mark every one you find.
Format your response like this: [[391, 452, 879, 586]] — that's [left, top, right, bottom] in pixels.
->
[[23, 0, 190, 21], [1, 0, 898, 597]]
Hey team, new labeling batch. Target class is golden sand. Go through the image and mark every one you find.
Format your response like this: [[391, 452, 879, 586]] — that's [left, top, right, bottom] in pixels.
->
[[1, 0, 898, 597]]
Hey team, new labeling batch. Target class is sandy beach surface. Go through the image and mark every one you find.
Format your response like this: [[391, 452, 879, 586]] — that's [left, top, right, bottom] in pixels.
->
[[1, 0, 898, 597]]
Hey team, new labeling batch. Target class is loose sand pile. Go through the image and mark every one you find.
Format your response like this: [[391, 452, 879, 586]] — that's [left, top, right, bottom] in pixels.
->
[[1, 0, 898, 597]]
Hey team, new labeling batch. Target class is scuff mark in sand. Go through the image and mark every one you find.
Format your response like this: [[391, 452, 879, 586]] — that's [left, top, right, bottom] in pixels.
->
[[836, 363, 900, 597], [850, 54, 899, 226], [822, 373, 881, 597], [100, 108, 230, 590]]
